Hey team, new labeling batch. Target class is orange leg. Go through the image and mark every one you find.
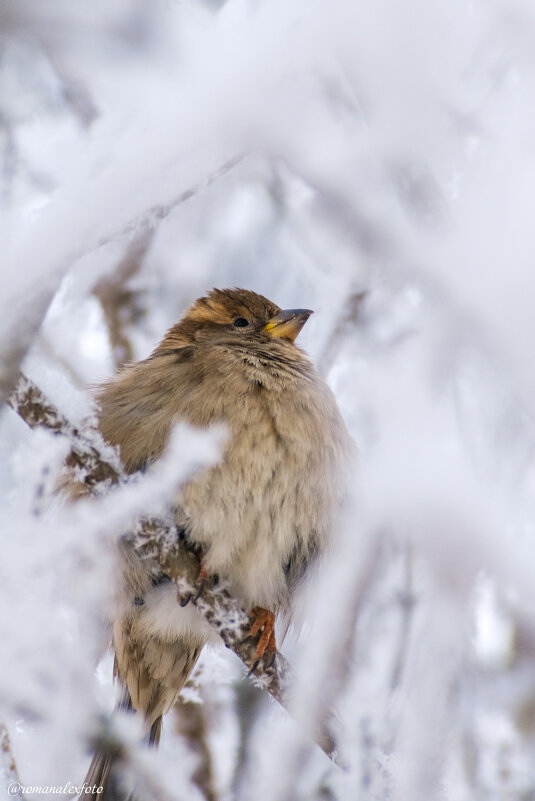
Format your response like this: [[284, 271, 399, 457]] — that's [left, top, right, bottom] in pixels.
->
[[248, 607, 277, 660]]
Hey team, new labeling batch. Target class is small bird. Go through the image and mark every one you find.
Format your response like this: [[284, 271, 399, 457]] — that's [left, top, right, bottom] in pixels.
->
[[83, 287, 353, 797]]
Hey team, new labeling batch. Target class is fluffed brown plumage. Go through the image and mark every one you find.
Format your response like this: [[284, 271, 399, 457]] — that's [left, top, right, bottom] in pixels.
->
[[82, 288, 353, 798]]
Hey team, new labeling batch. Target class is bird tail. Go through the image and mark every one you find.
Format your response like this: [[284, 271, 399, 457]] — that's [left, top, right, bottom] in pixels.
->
[[82, 748, 116, 800], [148, 715, 162, 746], [81, 634, 203, 799], [80, 716, 163, 801], [80, 688, 160, 801]]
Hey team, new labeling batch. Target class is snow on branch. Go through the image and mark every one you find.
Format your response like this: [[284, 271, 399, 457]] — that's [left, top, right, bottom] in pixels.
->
[[0, 723, 25, 800], [6, 373, 338, 762], [6, 374, 122, 493], [96, 155, 243, 251], [0, 155, 242, 408]]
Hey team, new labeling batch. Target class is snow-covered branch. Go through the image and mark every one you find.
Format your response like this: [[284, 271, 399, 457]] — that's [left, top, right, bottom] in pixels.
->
[[95, 155, 243, 252], [6, 374, 122, 494], [6, 374, 338, 762]]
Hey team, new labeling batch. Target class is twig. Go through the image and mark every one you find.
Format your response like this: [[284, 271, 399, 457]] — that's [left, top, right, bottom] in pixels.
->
[[6, 374, 122, 493], [96, 155, 243, 250], [0, 723, 25, 799], [174, 697, 217, 801], [93, 153, 243, 371], [35, 335, 88, 389], [0, 155, 243, 408], [317, 289, 367, 377], [332, 535, 386, 698], [93, 226, 155, 369], [6, 373, 338, 762], [390, 542, 416, 692]]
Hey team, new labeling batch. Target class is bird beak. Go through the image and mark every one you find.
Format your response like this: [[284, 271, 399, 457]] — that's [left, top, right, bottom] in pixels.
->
[[263, 309, 313, 342]]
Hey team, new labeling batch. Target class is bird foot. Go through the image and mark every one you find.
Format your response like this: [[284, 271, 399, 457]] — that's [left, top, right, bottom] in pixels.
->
[[179, 562, 215, 607], [193, 565, 209, 603], [246, 607, 277, 661]]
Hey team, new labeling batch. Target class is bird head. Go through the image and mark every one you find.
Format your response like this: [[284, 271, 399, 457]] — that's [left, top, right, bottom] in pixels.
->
[[154, 288, 313, 353]]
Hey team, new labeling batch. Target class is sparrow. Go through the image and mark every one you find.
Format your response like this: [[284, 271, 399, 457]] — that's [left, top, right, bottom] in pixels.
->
[[83, 287, 353, 797]]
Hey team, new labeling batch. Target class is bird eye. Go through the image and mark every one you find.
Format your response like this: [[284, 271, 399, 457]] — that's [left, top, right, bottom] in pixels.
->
[[233, 318, 249, 328]]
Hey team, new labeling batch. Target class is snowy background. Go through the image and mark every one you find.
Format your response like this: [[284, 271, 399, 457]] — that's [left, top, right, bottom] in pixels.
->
[[2, 1, 535, 798]]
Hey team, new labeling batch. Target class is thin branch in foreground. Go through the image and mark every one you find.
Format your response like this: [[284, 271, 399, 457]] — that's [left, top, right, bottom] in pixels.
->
[[0, 155, 243, 409], [317, 289, 367, 377], [6, 373, 339, 762], [93, 225, 155, 369], [390, 542, 417, 693], [6, 374, 122, 493], [173, 696, 217, 801], [96, 155, 243, 251], [0, 723, 25, 800]]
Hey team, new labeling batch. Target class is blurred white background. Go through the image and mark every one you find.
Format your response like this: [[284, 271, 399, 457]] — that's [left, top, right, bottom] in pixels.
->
[[2, 1, 535, 798]]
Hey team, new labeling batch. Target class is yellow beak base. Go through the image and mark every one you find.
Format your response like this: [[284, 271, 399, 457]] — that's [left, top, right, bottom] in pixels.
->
[[263, 309, 313, 342]]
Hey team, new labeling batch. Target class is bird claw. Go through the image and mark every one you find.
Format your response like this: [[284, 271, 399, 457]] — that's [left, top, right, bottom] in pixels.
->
[[193, 580, 205, 603], [179, 565, 213, 608], [247, 660, 260, 677], [192, 565, 209, 604], [179, 593, 192, 607], [245, 607, 277, 661]]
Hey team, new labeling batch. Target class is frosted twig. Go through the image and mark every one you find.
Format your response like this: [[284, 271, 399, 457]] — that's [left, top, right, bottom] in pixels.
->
[[0, 155, 243, 407], [6, 374, 338, 762], [0, 723, 25, 799], [317, 289, 367, 376], [93, 225, 155, 369], [96, 155, 243, 250], [390, 543, 416, 692], [6, 374, 122, 494], [174, 696, 217, 801]]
